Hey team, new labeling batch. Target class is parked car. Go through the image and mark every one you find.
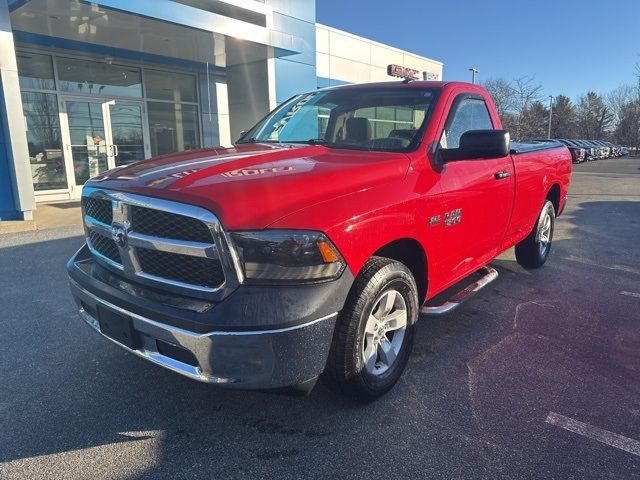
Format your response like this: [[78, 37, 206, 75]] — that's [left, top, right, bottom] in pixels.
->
[[585, 140, 603, 160], [532, 139, 585, 164], [603, 141, 620, 157], [67, 81, 572, 400], [556, 139, 586, 163], [582, 141, 603, 159], [592, 140, 611, 158], [572, 140, 597, 161]]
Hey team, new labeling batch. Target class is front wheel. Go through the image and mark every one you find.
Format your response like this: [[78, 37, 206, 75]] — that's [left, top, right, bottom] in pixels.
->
[[515, 200, 555, 269], [322, 257, 419, 401]]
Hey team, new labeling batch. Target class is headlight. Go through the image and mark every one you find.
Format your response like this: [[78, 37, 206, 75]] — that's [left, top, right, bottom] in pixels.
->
[[229, 230, 345, 284]]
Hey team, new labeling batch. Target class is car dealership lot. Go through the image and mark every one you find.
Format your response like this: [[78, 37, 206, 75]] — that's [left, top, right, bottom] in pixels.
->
[[1, 157, 639, 479]]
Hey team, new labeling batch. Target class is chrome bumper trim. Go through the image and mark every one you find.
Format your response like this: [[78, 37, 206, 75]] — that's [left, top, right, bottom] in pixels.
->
[[72, 278, 338, 385], [72, 278, 337, 337], [78, 306, 220, 383]]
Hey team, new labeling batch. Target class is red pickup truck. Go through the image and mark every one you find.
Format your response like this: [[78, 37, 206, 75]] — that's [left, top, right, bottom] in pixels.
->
[[68, 81, 572, 400]]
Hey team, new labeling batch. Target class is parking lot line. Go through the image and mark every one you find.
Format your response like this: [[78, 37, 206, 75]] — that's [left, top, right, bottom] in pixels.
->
[[620, 291, 640, 299], [545, 412, 640, 457]]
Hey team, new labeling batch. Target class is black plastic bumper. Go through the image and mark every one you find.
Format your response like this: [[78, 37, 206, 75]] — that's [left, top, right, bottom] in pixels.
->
[[68, 244, 354, 389]]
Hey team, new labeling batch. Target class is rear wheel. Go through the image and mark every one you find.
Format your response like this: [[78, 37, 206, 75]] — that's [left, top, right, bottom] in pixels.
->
[[322, 257, 419, 401], [515, 200, 555, 269]]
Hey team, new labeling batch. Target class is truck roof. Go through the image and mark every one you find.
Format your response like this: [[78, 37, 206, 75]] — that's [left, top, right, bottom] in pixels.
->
[[318, 80, 478, 91]]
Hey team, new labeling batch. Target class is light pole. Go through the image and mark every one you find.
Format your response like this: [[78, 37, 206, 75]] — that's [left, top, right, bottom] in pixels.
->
[[469, 67, 479, 84], [547, 95, 554, 139]]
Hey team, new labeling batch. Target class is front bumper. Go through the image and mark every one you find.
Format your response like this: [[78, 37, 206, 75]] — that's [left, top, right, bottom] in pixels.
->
[[68, 245, 353, 389]]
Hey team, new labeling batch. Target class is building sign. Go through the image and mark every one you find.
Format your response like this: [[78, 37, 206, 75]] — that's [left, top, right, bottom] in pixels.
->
[[387, 64, 419, 80], [423, 72, 439, 81]]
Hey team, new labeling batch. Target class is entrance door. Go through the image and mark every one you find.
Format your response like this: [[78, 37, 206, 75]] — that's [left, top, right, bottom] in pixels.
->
[[62, 98, 149, 197], [108, 102, 148, 167]]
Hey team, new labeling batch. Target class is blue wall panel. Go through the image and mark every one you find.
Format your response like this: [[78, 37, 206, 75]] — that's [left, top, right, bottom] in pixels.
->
[[265, 0, 315, 23], [274, 59, 317, 103], [0, 80, 18, 220], [272, 14, 316, 66], [268, 1, 317, 104]]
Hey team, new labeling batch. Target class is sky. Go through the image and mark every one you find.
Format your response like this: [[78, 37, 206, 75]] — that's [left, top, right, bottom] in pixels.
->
[[316, 0, 640, 100]]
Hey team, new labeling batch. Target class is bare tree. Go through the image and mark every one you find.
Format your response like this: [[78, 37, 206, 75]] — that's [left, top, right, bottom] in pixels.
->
[[482, 77, 516, 118], [606, 84, 637, 125], [511, 76, 543, 139]]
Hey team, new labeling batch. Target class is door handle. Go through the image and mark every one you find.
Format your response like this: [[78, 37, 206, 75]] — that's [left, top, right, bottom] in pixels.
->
[[494, 171, 511, 180]]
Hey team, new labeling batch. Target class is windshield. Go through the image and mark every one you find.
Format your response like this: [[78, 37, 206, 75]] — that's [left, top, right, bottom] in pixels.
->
[[237, 87, 438, 152]]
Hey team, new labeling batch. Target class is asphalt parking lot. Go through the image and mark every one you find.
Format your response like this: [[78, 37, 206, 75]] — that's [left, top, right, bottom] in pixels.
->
[[1, 156, 639, 479]]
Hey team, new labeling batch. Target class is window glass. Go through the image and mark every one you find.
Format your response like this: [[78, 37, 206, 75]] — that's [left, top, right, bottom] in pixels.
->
[[144, 70, 197, 102], [354, 106, 420, 142], [57, 57, 142, 98], [441, 98, 494, 149], [240, 88, 437, 152], [148, 102, 200, 156], [16, 52, 55, 90], [21, 92, 66, 190]]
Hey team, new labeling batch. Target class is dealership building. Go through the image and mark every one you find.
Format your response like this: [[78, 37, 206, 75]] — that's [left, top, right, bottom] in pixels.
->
[[0, 0, 442, 222]]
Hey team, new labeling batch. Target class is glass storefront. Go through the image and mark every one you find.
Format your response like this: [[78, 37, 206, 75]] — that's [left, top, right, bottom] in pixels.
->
[[109, 104, 146, 167], [144, 70, 197, 103], [16, 52, 55, 90], [15, 50, 203, 198], [148, 102, 200, 157], [21, 91, 66, 191], [144, 70, 200, 157], [57, 57, 143, 98]]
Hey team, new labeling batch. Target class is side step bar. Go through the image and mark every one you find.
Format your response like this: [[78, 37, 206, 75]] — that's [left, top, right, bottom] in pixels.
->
[[421, 266, 499, 317]]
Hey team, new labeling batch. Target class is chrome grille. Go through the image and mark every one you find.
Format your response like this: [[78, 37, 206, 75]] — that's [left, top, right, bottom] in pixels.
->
[[130, 206, 212, 243], [84, 197, 113, 225], [81, 188, 241, 298], [137, 248, 224, 288], [88, 230, 121, 263]]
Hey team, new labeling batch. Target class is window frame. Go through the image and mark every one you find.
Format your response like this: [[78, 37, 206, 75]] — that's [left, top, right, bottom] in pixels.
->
[[439, 93, 495, 151]]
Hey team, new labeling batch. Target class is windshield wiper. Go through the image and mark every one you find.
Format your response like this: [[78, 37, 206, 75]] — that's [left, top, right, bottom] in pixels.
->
[[285, 139, 327, 145], [285, 139, 371, 151], [237, 138, 282, 145]]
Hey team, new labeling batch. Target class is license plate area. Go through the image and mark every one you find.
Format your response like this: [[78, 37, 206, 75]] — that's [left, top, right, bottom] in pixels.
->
[[97, 305, 139, 349]]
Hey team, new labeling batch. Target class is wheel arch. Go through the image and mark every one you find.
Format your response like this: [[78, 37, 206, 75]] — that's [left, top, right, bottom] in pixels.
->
[[546, 183, 561, 216], [373, 238, 428, 302]]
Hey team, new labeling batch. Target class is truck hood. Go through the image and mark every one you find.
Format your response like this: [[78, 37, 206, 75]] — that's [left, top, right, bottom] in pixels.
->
[[86, 143, 411, 230]]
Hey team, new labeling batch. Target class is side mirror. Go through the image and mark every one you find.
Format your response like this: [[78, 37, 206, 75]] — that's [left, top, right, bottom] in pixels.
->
[[236, 130, 249, 144], [441, 130, 510, 162]]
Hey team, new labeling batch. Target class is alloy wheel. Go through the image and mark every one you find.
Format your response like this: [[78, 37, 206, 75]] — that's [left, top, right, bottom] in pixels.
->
[[362, 289, 407, 376]]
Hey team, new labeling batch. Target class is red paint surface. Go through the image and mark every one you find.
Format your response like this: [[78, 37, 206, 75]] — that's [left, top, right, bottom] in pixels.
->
[[87, 81, 572, 301]]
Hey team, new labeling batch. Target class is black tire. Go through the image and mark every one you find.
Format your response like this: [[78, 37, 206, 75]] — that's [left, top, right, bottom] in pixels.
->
[[515, 200, 555, 269], [322, 256, 419, 401]]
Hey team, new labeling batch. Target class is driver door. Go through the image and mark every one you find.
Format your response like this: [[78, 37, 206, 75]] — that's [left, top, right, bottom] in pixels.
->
[[436, 93, 515, 284]]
